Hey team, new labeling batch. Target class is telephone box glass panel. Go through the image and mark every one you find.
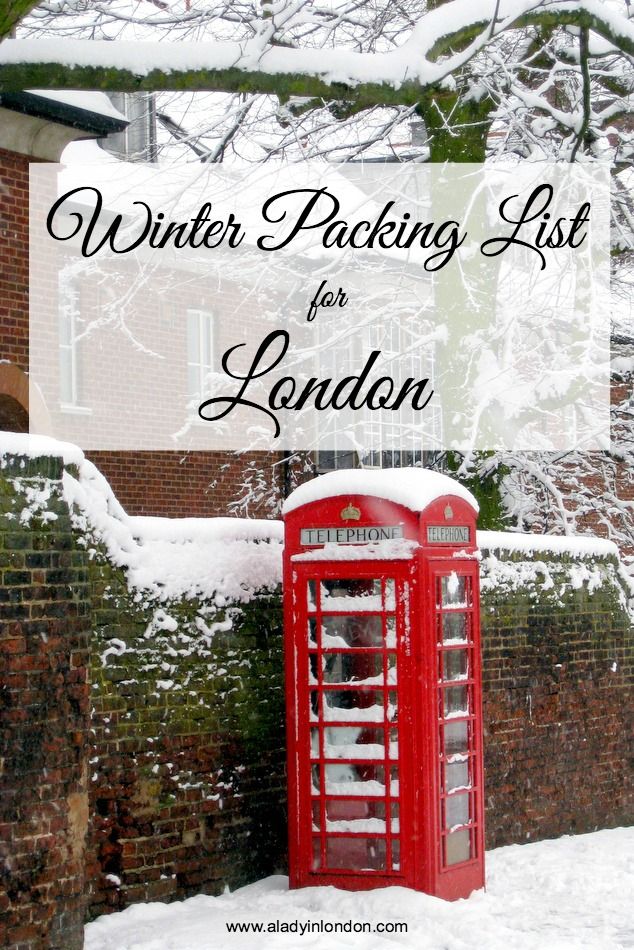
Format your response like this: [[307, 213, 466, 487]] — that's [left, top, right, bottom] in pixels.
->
[[435, 569, 480, 871], [306, 575, 404, 875]]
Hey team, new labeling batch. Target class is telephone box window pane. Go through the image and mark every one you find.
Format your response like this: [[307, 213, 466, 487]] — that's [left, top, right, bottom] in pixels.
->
[[323, 690, 385, 722], [442, 649, 468, 682], [388, 691, 398, 722], [312, 801, 321, 830], [324, 800, 387, 833], [385, 616, 397, 648], [443, 685, 469, 718], [326, 817, 387, 834], [308, 619, 318, 648], [312, 837, 322, 870], [392, 838, 400, 870], [445, 759, 470, 792], [310, 728, 320, 758], [322, 578, 381, 597], [311, 764, 321, 792], [324, 764, 385, 796], [364, 839, 387, 872], [442, 613, 468, 644], [322, 726, 385, 760], [444, 720, 469, 755], [384, 579, 395, 610], [325, 838, 386, 871], [439, 573, 468, 607], [389, 728, 399, 760], [445, 793, 470, 830], [310, 691, 320, 720], [322, 616, 383, 649], [322, 652, 384, 685], [325, 799, 382, 822], [321, 578, 382, 607], [307, 580, 317, 611], [445, 829, 471, 866]]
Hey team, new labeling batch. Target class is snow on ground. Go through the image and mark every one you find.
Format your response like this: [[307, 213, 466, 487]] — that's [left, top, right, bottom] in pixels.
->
[[85, 827, 634, 950]]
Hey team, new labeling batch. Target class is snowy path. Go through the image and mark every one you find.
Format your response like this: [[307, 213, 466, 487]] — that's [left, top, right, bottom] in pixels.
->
[[85, 827, 634, 950]]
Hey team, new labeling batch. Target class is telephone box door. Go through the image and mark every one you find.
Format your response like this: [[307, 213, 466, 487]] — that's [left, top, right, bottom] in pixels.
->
[[288, 562, 417, 889], [423, 559, 485, 899]]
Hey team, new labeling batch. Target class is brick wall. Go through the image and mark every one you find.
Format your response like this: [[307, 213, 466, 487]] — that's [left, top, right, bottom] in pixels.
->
[[79, 492, 632, 917], [86, 594, 286, 917], [0, 147, 30, 372], [86, 449, 288, 518], [0, 453, 92, 950], [480, 551, 633, 846], [0, 144, 291, 521]]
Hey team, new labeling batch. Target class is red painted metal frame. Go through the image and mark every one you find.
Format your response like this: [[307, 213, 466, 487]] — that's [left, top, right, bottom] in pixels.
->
[[283, 491, 484, 899]]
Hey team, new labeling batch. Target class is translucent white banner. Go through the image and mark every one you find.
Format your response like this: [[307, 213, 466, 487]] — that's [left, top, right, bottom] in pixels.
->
[[30, 162, 610, 452]]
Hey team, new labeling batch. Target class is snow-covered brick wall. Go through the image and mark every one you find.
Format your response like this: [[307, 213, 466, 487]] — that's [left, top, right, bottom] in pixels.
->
[[478, 529, 633, 612], [0, 438, 288, 915], [0, 446, 92, 950], [63, 456, 282, 605], [1, 436, 631, 920]]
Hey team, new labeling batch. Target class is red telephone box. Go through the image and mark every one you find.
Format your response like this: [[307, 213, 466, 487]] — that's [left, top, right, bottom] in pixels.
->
[[282, 469, 484, 900]]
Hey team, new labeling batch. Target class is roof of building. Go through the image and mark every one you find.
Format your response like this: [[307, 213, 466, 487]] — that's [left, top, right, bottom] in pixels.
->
[[0, 89, 128, 136]]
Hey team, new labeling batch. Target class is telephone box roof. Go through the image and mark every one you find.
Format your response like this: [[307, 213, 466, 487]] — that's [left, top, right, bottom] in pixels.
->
[[282, 468, 478, 515]]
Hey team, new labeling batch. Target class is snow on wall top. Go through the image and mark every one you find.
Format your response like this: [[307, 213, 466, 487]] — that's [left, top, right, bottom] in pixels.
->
[[0, 433, 281, 603], [282, 468, 479, 516], [478, 530, 618, 559], [62, 460, 282, 603], [1, 431, 621, 603], [129, 516, 284, 545], [0, 432, 85, 468]]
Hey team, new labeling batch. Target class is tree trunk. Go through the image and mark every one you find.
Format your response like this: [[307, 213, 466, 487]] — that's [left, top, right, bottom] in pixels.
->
[[0, 1, 40, 42]]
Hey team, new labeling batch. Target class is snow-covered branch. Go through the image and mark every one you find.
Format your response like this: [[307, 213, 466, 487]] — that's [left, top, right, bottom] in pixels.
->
[[0, 0, 633, 94]]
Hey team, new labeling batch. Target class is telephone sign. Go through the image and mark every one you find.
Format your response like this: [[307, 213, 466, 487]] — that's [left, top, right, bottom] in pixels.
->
[[300, 525, 404, 545], [426, 525, 470, 543]]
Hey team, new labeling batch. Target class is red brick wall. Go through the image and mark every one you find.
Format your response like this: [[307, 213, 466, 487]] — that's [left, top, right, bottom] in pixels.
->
[[482, 575, 633, 847], [86, 449, 288, 517], [0, 147, 30, 371], [0, 454, 92, 950], [0, 137, 289, 519]]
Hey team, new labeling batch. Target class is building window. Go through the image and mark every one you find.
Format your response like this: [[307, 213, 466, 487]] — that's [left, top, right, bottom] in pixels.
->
[[187, 309, 215, 399], [317, 448, 437, 472], [315, 312, 440, 473], [59, 283, 82, 407]]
